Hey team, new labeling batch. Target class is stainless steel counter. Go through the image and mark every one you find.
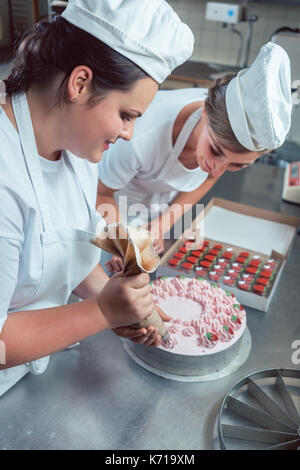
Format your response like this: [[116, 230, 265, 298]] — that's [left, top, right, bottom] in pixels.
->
[[0, 163, 299, 450]]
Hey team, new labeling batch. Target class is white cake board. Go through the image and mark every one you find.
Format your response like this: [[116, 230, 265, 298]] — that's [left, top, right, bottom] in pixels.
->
[[122, 327, 252, 383]]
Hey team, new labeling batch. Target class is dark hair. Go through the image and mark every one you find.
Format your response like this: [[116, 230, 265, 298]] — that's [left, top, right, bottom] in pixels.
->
[[5, 16, 148, 105], [205, 73, 250, 153]]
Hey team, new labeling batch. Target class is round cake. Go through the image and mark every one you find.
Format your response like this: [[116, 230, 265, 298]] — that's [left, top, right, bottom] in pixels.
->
[[131, 276, 247, 377]]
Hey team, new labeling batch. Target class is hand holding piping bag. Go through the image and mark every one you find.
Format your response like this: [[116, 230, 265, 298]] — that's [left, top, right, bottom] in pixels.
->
[[92, 223, 171, 342]]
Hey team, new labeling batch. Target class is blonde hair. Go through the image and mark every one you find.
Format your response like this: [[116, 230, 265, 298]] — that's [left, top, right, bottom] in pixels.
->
[[205, 73, 250, 153]]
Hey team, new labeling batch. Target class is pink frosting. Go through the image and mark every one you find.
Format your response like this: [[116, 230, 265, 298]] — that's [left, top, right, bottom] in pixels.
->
[[197, 332, 218, 349], [168, 325, 180, 334], [162, 337, 178, 350], [150, 277, 246, 352], [171, 277, 186, 291], [182, 326, 195, 337], [217, 325, 234, 342]]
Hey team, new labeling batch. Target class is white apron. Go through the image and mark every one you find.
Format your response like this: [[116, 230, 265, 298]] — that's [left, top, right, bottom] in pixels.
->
[[116, 107, 208, 226], [0, 93, 103, 396]]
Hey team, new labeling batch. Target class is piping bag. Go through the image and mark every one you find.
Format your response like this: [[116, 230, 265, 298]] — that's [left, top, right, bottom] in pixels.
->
[[91, 223, 170, 340]]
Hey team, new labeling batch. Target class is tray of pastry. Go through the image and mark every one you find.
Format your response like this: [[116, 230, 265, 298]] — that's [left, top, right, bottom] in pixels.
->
[[163, 237, 281, 299]]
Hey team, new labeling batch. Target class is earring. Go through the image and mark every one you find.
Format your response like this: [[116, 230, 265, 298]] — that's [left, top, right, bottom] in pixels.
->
[[73, 97, 79, 104]]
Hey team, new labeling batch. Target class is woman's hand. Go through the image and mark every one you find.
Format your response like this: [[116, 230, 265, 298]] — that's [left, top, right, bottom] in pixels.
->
[[152, 237, 165, 255], [142, 220, 165, 255], [113, 305, 171, 347], [97, 272, 153, 329], [105, 255, 124, 274]]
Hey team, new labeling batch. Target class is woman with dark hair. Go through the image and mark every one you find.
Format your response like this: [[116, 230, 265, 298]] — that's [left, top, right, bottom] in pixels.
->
[[0, 0, 194, 395], [97, 42, 292, 273]]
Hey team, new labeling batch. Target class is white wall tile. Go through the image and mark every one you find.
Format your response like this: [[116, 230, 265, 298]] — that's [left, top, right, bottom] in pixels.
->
[[168, 0, 300, 66]]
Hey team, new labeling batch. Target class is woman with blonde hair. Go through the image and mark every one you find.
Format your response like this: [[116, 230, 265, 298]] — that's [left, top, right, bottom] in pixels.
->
[[98, 42, 292, 273]]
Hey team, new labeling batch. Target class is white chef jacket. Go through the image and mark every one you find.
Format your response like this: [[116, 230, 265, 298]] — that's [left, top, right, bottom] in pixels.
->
[[0, 105, 99, 333], [98, 88, 209, 225]]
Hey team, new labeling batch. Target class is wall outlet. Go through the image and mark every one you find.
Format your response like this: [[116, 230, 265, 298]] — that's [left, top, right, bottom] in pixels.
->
[[205, 2, 241, 24]]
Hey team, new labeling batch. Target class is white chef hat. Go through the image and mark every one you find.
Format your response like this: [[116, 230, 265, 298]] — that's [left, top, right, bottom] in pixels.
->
[[226, 42, 292, 151], [61, 0, 194, 84]]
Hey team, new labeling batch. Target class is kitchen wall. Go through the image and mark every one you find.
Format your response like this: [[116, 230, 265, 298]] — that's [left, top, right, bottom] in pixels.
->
[[168, 0, 300, 66], [0, 0, 11, 48], [0, 0, 50, 48]]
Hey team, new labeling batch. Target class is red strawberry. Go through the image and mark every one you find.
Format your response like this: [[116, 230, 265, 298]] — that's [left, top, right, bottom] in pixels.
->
[[206, 332, 219, 341]]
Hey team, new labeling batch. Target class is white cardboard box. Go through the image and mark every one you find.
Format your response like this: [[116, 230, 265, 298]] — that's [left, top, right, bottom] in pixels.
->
[[158, 198, 300, 312]]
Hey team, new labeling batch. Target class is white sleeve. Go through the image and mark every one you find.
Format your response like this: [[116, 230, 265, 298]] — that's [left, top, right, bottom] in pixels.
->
[[0, 186, 24, 333], [0, 237, 22, 333], [98, 139, 141, 190]]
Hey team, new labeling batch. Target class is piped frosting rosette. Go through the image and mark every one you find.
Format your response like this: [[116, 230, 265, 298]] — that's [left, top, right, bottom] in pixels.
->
[[150, 276, 246, 352]]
